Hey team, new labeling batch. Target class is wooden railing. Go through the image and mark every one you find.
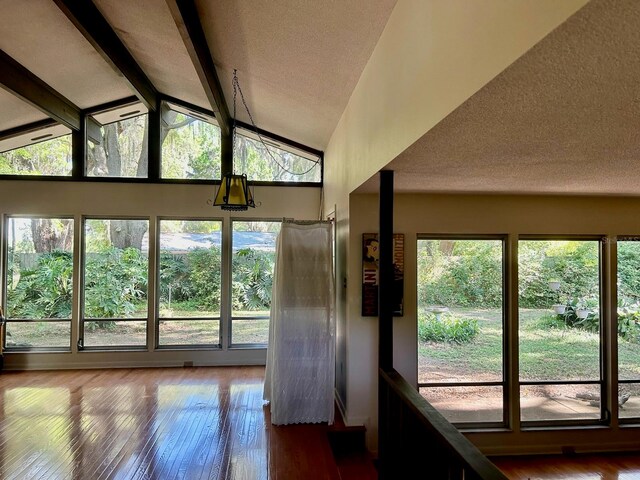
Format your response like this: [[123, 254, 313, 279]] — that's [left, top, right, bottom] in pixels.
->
[[378, 368, 509, 480]]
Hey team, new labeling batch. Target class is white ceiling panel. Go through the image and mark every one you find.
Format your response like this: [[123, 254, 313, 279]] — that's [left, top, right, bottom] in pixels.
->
[[0, 0, 132, 109], [197, 0, 397, 150], [0, 90, 48, 132], [93, 0, 208, 109]]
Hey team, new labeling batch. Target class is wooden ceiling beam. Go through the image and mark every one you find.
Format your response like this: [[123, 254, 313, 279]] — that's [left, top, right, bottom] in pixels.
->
[[165, 0, 231, 136], [52, 0, 158, 111], [0, 49, 81, 130]]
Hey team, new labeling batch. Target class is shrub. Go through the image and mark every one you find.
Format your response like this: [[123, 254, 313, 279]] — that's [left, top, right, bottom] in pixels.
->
[[186, 247, 222, 310], [7, 250, 73, 318], [232, 248, 275, 311], [84, 247, 147, 321], [418, 313, 479, 344]]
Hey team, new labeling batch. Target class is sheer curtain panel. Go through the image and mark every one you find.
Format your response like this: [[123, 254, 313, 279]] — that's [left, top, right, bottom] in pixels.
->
[[264, 221, 335, 425]]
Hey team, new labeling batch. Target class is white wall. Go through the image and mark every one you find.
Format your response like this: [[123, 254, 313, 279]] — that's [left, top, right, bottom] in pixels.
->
[[0, 180, 321, 370], [349, 192, 640, 454], [323, 0, 589, 451]]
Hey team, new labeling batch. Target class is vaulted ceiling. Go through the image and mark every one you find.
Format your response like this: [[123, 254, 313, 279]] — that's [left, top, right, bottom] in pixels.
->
[[0, 0, 397, 151], [2, 1, 638, 197]]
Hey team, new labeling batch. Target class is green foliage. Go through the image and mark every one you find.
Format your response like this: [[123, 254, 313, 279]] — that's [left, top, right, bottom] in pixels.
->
[[232, 248, 275, 310], [185, 247, 222, 310], [7, 251, 73, 318], [617, 301, 640, 343], [417, 313, 479, 344], [418, 240, 502, 308], [519, 241, 598, 308], [84, 247, 147, 320]]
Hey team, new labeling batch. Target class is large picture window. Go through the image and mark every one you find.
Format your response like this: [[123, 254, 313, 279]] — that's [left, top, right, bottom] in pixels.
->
[[4, 216, 73, 349], [616, 239, 640, 420], [416, 237, 505, 425], [231, 220, 280, 345], [82, 218, 149, 348], [157, 219, 222, 346], [518, 239, 602, 423]]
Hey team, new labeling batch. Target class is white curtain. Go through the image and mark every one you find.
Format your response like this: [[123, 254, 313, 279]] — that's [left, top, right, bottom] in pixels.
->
[[263, 221, 335, 425]]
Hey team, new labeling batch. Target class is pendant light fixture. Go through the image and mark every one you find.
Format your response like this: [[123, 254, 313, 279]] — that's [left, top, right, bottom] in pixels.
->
[[213, 69, 256, 211]]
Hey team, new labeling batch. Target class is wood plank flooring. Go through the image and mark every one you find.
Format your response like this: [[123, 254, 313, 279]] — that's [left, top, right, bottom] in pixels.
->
[[0, 366, 341, 480], [492, 452, 640, 479]]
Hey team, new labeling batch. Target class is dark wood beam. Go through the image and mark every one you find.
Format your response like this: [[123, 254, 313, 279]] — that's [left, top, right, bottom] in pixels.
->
[[0, 50, 81, 130], [52, 0, 158, 111], [379, 169, 394, 371], [165, 0, 231, 136]]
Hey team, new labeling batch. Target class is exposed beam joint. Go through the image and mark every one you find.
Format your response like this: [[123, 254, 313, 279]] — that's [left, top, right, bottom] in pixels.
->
[[0, 50, 81, 131], [52, 0, 158, 111], [166, 0, 231, 136]]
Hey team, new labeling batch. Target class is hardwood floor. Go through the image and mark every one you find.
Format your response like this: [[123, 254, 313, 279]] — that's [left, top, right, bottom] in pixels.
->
[[492, 452, 640, 479], [0, 366, 343, 480]]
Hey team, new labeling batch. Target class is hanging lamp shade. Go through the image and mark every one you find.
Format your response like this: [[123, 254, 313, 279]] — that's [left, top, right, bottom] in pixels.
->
[[213, 173, 255, 211]]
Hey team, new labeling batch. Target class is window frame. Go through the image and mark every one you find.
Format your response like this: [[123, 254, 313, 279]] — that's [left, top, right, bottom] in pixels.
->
[[229, 218, 282, 349], [2, 214, 75, 352], [0, 97, 323, 187], [614, 235, 640, 425], [155, 216, 223, 350], [416, 233, 509, 429], [79, 216, 150, 351], [517, 234, 608, 428]]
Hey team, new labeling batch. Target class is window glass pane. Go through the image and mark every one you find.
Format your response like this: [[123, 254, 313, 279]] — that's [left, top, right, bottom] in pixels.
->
[[6, 322, 70, 348], [419, 386, 503, 424], [159, 320, 219, 346], [520, 384, 601, 421], [618, 384, 640, 419], [0, 129, 72, 176], [235, 130, 321, 182], [83, 219, 149, 347], [87, 108, 148, 177], [158, 219, 221, 346], [518, 240, 600, 383], [83, 320, 146, 347], [231, 221, 280, 345], [161, 104, 221, 180], [617, 241, 640, 382], [417, 239, 503, 384], [6, 217, 74, 319]]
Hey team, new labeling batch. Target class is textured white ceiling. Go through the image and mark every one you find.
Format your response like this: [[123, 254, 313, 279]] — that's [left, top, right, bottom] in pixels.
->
[[93, 0, 208, 109], [0, 0, 131, 113], [357, 0, 640, 196], [197, 0, 397, 150], [0, 0, 396, 152], [0, 90, 47, 132]]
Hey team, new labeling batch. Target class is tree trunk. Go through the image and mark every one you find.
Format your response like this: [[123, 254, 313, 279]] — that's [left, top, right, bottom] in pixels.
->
[[104, 124, 122, 176], [30, 219, 73, 253], [109, 220, 147, 250]]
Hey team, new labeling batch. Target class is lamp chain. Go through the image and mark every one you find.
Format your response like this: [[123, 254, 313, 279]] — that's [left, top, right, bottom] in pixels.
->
[[232, 69, 319, 176]]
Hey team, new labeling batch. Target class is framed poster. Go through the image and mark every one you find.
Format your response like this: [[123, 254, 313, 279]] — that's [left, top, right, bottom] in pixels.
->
[[362, 233, 404, 317]]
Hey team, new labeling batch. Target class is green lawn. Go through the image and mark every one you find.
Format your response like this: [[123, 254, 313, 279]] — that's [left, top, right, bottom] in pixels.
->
[[419, 308, 640, 382]]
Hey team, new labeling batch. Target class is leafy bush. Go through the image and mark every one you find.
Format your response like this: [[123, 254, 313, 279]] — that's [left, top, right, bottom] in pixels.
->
[[186, 247, 222, 310], [418, 313, 479, 344], [418, 240, 502, 308], [84, 247, 147, 321], [232, 248, 275, 310], [7, 250, 73, 318], [618, 302, 640, 343]]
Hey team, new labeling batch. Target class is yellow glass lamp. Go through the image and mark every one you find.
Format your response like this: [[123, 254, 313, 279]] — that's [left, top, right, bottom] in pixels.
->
[[213, 173, 255, 211]]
